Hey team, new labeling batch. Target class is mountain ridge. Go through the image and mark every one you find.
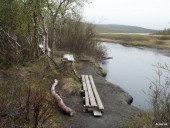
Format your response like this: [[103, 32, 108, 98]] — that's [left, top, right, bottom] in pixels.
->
[[94, 24, 157, 33]]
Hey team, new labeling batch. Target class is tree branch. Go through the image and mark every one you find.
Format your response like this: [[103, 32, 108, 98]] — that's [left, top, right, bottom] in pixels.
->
[[2, 30, 21, 47]]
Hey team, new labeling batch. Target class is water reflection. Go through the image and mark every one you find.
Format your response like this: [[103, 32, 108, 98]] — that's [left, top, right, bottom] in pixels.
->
[[101, 42, 170, 109]]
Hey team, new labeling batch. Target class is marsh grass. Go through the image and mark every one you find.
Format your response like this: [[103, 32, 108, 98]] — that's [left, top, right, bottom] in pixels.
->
[[96, 34, 153, 41], [96, 34, 170, 49], [121, 111, 153, 128]]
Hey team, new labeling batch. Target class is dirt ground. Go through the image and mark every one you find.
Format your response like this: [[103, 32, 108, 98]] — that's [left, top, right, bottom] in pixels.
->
[[59, 62, 140, 128]]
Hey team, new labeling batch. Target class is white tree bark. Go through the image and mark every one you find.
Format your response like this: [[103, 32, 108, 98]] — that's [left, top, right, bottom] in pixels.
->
[[51, 79, 75, 116], [41, 14, 51, 57]]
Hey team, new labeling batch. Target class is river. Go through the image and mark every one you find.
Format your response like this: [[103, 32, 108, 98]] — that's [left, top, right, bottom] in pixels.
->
[[99, 33, 151, 35], [101, 42, 170, 110]]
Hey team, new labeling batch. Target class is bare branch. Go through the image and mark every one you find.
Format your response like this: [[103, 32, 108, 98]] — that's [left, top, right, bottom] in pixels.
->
[[2, 30, 21, 47]]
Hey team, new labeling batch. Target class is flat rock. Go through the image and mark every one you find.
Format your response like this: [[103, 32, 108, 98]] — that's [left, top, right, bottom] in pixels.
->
[[59, 62, 140, 128]]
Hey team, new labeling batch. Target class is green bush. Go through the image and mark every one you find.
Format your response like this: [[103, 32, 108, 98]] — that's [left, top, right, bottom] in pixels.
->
[[56, 20, 106, 59], [0, 65, 60, 128]]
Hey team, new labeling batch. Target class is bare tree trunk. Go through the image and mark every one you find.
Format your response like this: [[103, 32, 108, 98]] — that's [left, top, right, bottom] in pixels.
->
[[39, 13, 51, 67], [33, 12, 38, 57], [52, 23, 56, 58], [41, 14, 51, 57], [51, 79, 75, 116]]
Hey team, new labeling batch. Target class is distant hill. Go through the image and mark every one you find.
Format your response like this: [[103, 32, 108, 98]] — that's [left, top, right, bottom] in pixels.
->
[[94, 24, 157, 33]]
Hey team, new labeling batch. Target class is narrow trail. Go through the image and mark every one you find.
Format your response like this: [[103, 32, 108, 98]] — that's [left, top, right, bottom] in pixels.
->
[[59, 62, 140, 128]]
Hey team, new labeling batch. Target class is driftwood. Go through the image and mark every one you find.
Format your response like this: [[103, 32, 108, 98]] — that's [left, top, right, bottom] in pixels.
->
[[51, 79, 75, 116], [103, 57, 113, 60], [79, 57, 113, 62]]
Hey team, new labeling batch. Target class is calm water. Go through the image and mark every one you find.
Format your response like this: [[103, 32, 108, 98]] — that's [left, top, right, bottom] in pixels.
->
[[101, 42, 170, 110]]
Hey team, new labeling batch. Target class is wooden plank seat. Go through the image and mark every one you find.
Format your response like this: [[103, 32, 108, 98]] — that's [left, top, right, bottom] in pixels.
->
[[93, 110, 102, 117], [89, 75, 104, 110], [84, 91, 89, 107], [82, 75, 87, 91], [81, 75, 104, 117]]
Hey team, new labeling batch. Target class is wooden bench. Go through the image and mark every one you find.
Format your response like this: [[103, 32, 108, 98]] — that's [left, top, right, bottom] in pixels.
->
[[81, 75, 104, 117]]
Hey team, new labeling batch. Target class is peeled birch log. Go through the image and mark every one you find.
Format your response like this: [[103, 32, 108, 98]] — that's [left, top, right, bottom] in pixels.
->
[[51, 79, 75, 116]]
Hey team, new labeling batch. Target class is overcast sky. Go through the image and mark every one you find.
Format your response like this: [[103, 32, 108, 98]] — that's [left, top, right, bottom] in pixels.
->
[[83, 0, 170, 30]]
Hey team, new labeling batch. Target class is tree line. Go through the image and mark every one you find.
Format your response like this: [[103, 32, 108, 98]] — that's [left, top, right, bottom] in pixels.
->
[[0, 0, 105, 68], [0, 1, 107, 127], [155, 28, 170, 35]]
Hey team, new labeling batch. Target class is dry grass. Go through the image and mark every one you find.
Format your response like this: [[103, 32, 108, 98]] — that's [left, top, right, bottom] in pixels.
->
[[96, 33, 170, 49], [62, 78, 80, 95], [0, 55, 81, 127], [122, 111, 153, 128]]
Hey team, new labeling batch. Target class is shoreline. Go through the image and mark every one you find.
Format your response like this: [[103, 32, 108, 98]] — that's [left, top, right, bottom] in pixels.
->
[[0, 56, 141, 128], [60, 61, 140, 128], [96, 38, 170, 57]]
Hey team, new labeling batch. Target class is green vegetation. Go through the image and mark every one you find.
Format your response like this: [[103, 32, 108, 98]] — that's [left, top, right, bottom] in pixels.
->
[[0, 0, 105, 69], [96, 33, 170, 49], [0, 58, 60, 127], [94, 24, 157, 33], [1, 0, 169, 127], [56, 21, 106, 59], [0, 0, 106, 127], [0, 52, 83, 127]]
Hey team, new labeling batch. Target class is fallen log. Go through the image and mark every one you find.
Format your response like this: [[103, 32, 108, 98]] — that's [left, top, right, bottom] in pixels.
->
[[51, 79, 75, 116], [104, 56, 113, 60], [100, 56, 113, 61]]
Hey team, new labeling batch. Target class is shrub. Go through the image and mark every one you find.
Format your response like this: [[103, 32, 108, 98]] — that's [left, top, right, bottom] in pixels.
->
[[159, 36, 170, 40], [55, 19, 106, 59], [148, 63, 170, 126], [154, 40, 165, 45], [0, 68, 59, 128], [122, 63, 170, 128]]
